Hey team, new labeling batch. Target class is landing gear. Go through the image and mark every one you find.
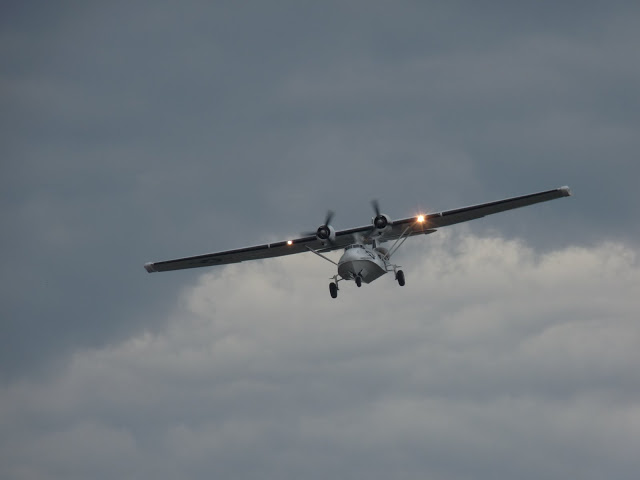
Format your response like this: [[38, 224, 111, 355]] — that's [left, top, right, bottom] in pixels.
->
[[396, 270, 405, 286], [355, 275, 362, 288], [329, 282, 338, 298]]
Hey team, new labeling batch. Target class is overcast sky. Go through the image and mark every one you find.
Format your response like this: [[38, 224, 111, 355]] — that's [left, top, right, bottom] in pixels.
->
[[1, 2, 639, 479]]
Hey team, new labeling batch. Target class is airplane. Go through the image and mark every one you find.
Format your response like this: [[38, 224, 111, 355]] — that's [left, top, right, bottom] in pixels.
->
[[144, 186, 572, 298]]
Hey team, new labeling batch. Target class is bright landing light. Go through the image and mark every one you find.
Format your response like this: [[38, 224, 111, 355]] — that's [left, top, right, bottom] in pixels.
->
[[417, 215, 425, 223], [287, 240, 293, 245]]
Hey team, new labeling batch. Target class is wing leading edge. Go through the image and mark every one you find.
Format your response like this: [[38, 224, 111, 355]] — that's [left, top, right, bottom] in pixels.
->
[[393, 185, 572, 230], [145, 237, 323, 273], [144, 186, 571, 273]]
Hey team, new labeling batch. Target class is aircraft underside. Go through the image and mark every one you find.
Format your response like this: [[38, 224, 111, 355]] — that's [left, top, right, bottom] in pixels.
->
[[330, 245, 405, 298], [338, 259, 387, 284]]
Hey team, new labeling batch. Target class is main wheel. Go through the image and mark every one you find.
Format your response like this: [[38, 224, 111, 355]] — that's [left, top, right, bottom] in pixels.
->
[[355, 276, 362, 288], [329, 282, 338, 298], [396, 270, 405, 286]]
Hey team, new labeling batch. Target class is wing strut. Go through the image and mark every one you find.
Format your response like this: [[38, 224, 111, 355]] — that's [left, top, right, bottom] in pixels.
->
[[305, 245, 339, 266], [387, 224, 416, 258]]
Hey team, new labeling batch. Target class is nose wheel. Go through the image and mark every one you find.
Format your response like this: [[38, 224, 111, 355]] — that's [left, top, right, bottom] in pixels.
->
[[355, 275, 362, 288], [329, 282, 338, 298], [396, 270, 405, 286]]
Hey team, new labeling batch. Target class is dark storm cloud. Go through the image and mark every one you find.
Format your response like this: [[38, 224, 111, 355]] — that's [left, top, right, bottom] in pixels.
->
[[1, 0, 638, 376], [1, 2, 640, 477], [0, 0, 635, 376]]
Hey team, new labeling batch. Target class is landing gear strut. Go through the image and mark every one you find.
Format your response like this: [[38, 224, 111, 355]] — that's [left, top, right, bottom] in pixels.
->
[[396, 270, 405, 286], [329, 282, 338, 298]]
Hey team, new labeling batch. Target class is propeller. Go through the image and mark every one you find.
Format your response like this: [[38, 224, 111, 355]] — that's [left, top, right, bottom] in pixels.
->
[[302, 210, 336, 242], [323, 210, 335, 227], [371, 199, 381, 217], [371, 199, 389, 230]]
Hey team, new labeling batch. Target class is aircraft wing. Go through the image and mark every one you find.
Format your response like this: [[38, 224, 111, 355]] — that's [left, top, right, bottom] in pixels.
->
[[388, 185, 573, 235], [144, 186, 571, 273], [144, 233, 356, 273]]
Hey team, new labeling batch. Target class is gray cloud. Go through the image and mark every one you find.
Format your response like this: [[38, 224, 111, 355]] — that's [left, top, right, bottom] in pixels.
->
[[2, 2, 640, 477], [1, 233, 638, 479]]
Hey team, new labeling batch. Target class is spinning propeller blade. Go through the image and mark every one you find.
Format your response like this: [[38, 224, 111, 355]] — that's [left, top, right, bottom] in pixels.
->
[[324, 210, 335, 226], [301, 210, 335, 237], [371, 200, 381, 217]]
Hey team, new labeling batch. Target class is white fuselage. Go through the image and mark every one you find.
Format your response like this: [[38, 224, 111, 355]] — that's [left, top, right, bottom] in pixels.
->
[[337, 244, 388, 284]]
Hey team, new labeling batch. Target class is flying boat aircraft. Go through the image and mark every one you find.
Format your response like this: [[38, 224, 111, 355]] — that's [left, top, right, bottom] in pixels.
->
[[145, 186, 572, 298]]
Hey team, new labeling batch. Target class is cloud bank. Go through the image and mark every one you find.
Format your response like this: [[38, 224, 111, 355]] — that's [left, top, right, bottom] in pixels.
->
[[2, 232, 638, 480]]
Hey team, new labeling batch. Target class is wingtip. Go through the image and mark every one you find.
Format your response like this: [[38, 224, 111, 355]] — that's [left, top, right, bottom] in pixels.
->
[[144, 262, 157, 273], [559, 186, 572, 196]]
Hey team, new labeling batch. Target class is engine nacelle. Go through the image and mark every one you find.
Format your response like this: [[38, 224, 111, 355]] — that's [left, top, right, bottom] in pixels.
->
[[316, 224, 336, 245], [372, 213, 391, 236]]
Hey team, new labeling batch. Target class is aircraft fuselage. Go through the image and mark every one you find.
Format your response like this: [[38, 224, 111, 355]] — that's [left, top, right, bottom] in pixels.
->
[[337, 244, 388, 284]]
